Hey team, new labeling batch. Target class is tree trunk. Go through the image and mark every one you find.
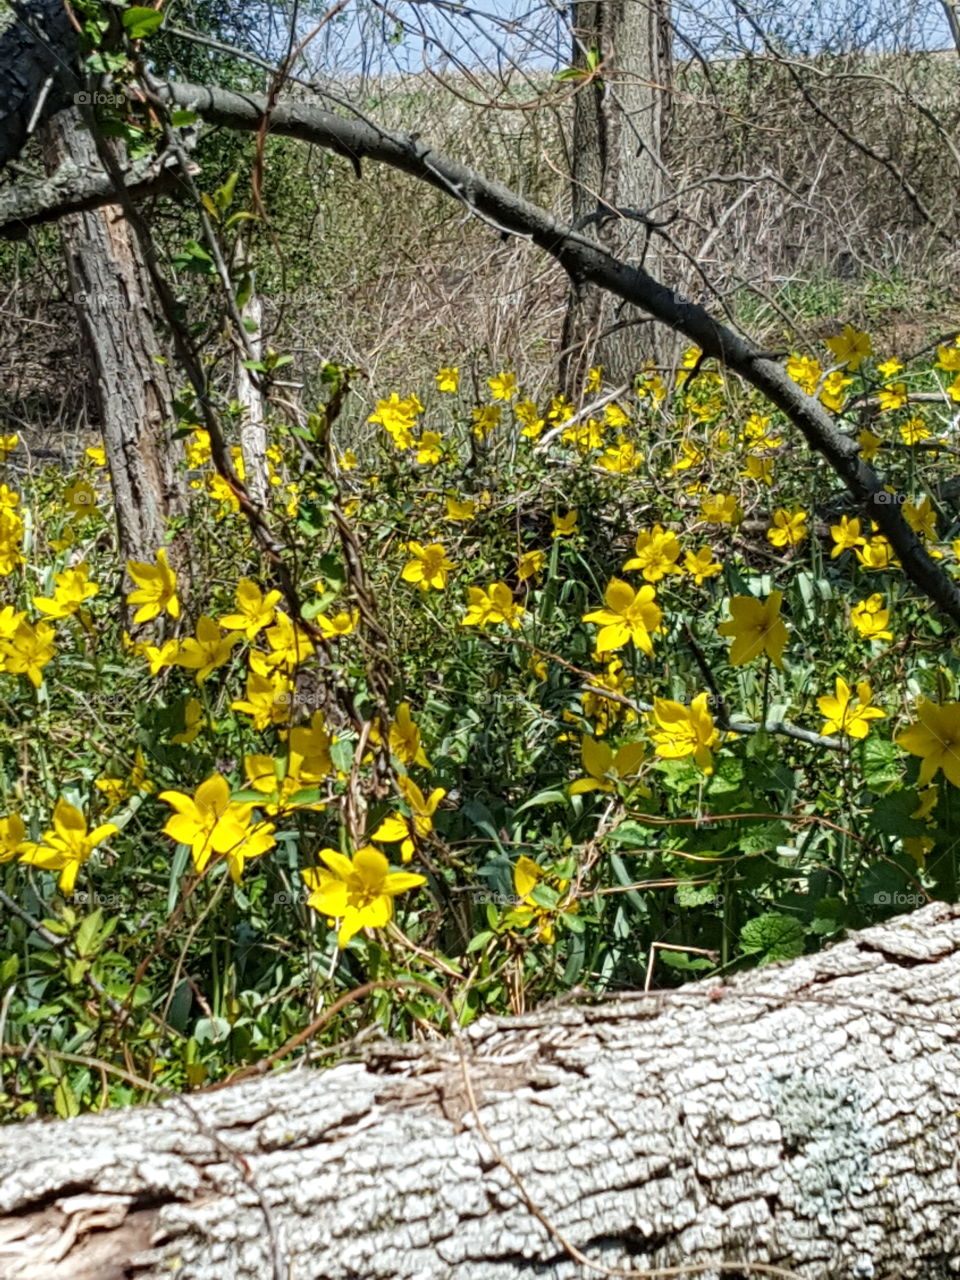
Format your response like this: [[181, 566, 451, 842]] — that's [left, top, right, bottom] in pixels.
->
[[561, 0, 673, 395], [2, 902, 959, 1279], [39, 109, 187, 568]]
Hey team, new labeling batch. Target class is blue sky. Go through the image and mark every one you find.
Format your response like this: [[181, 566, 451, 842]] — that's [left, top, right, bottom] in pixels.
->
[[297, 0, 955, 79]]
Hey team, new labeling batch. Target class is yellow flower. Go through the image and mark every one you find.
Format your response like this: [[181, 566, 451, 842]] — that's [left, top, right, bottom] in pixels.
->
[[84, 444, 107, 467], [371, 776, 446, 861], [718, 591, 787, 668], [171, 616, 239, 683], [877, 358, 903, 379], [903, 496, 936, 540], [786, 354, 822, 394], [856, 429, 882, 461], [742, 454, 774, 485], [767, 508, 808, 548], [445, 496, 476, 522], [855, 536, 896, 571], [623, 525, 682, 583], [126, 548, 180, 624], [700, 492, 741, 525], [817, 678, 885, 739], [585, 365, 603, 393], [315, 608, 359, 640], [563, 417, 604, 454], [462, 582, 525, 630], [826, 324, 872, 372], [337, 449, 358, 470], [384, 702, 430, 768], [18, 799, 118, 895], [897, 700, 960, 788], [551, 510, 578, 538], [647, 694, 719, 774], [684, 546, 723, 585], [581, 658, 637, 734], [507, 855, 572, 944], [415, 431, 444, 465], [830, 515, 865, 558], [517, 549, 546, 582], [471, 405, 501, 440], [850, 594, 893, 642], [159, 773, 275, 881], [401, 541, 456, 591], [935, 341, 960, 372], [266, 611, 317, 665], [0, 813, 26, 864], [488, 370, 518, 401], [741, 413, 783, 450], [302, 845, 425, 945], [136, 636, 179, 677], [900, 417, 931, 446], [516, 399, 545, 440], [436, 366, 460, 393], [877, 382, 907, 412], [582, 578, 663, 657], [32, 563, 99, 619], [219, 578, 283, 640], [596, 439, 643, 473], [0, 620, 56, 687], [368, 393, 423, 449], [171, 697, 204, 744], [819, 370, 853, 413], [0, 485, 19, 509], [569, 734, 646, 794], [671, 439, 704, 471], [0, 433, 20, 459], [289, 709, 336, 782], [231, 663, 295, 729]]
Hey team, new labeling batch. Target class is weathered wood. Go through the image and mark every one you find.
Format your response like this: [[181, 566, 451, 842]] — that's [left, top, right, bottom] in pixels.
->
[[39, 110, 187, 567], [1, 902, 959, 1279]]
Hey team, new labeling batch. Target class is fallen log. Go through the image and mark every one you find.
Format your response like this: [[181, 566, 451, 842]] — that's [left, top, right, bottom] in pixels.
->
[[2, 902, 960, 1279]]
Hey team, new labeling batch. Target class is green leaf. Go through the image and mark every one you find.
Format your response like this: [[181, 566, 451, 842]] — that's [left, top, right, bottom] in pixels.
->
[[861, 737, 901, 792], [122, 6, 164, 38], [674, 880, 721, 908], [75, 909, 103, 958], [214, 171, 239, 213], [465, 930, 493, 953], [659, 950, 714, 973], [170, 109, 197, 126], [606, 819, 651, 850], [739, 913, 805, 965], [738, 820, 791, 856], [54, 1077, 80, 1118], [869, 792, 926, 839]]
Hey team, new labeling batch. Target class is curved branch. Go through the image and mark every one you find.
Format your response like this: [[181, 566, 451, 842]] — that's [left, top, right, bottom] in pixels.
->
[[155, 79, 960, 628]]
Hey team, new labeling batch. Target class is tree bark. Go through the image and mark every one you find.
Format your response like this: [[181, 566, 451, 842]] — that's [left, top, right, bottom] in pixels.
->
[[2, 902, 960, 1279], [39, 109, 187, 567], [561, 0, 673, 394]]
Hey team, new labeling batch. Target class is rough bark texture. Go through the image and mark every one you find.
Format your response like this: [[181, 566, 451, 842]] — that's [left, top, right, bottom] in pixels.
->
[[561, 0, 673, 392], [2, 902, 960, 1279], [39, 110, 186, 566], [0, 0, 80, 169]]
